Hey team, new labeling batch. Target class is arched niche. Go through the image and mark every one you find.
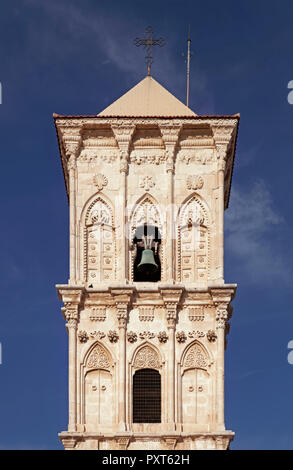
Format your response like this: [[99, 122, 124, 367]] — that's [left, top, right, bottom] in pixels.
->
[[177, 193, 211, 283], [81, 342, 117, 431], [129, 194, 164, 282], [129, 343, 166, 428], [178, 341, 212, 428], [80, 194, 116, 285]]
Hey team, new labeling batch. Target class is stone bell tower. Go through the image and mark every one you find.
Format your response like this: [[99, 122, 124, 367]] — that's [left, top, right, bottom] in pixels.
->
[[54, 75, 239, 450]]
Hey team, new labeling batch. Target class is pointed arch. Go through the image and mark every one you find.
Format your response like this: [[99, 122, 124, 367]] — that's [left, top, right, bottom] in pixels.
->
[[79, 192, 116, 284], [177, 193, 211, 283]]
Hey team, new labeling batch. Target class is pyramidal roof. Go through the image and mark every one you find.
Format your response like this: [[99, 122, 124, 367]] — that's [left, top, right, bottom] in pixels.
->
[[98, 75, 196, 117]]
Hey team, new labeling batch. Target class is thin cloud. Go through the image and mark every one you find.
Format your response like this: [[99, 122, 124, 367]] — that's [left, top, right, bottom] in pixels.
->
[[225, 180, 290, 284], [24, 0, 210, 109]]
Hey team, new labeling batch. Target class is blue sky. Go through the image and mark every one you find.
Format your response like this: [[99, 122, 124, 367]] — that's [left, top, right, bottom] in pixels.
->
[[0, 0, 293, 449]]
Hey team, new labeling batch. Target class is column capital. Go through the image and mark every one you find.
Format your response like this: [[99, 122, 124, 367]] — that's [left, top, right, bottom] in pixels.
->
[[160, 288, 183, 329], [111, 124, 136, 173], [56, 285, 85, 326], [159, 124, 181, 174], [110, 287, 134, 329]]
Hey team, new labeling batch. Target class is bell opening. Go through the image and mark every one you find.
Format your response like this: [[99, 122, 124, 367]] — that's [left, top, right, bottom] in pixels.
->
[[133, 224, 161, 282]]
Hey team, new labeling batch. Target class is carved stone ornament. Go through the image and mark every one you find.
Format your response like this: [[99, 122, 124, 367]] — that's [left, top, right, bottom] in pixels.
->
[[188, 306, 204, 321], [184, 344, 208, 370], [216, 304, 229, 329], [207, 330, 217, 342], [133, 346, 161, 369], [93, 173, 108, 191], [139, 176, 155, 192], [157, 331, 168, 343], [138, 306, 154, 322], [188, 330, 205, 339], [108, 330, 119, 343], [178, 148, 215, 165], [89, 331, 106, 340], [116, 438, 130, 450], [79, 150, 118, 163], [176, 331, 187, 343], [89, 307, 106, 321], [86, 344, 111, 370], [130, 149, 165, 165], [139, 331, 155, 340], [186, 175, 204, 190], [127, 331, 138, 343], [78, 330, 89, 343]]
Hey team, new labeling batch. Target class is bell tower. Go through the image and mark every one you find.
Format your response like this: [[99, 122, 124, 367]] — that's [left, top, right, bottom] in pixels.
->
[[55, 75, 239, 450]]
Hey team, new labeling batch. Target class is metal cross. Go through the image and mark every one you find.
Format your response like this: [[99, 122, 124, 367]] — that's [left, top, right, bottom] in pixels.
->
[[134, 26, 165, 75]]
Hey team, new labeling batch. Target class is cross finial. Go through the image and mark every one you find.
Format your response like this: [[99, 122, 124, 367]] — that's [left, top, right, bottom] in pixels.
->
[[134, 26, 165, 75]]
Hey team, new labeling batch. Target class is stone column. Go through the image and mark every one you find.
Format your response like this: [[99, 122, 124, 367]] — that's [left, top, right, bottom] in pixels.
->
[[160, 125, 181, 283], [120, 152, 128, 282], [64, 303, 79, 432], [63, 130, 81, 285], [166, 152, 175, 282], [217, 159, 225, 282], [116, 301, 128, 431], [57, 287, 84, 433], [215, 303, 229, 430], [212, 122, 236, 282], [160, 288, 182, 430], [111, 125, 135, 282], [166, 302, 177, 429], [68, 154, 77, 284]]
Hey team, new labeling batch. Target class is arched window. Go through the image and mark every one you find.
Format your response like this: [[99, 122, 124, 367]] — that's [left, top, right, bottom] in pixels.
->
[[133, 369, 161, 423], [133, 224, 161, 282]]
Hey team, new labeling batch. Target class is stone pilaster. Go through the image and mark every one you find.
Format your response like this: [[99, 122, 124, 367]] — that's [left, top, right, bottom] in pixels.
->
[[61, 128, 82, 284], [159, 124, 181, 282], [111, 288, 134, 431], [160, 288, 183, 430], [111, 124, 135, 282], [212, 122, 236, 282], [57, 286, 84, 432], [211, 288, 236, 431]]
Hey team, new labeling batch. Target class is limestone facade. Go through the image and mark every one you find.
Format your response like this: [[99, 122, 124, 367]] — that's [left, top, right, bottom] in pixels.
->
[[54, 78, 239, 450]]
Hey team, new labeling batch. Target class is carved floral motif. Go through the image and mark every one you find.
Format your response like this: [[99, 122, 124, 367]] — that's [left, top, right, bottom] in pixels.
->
[[178, 149, 214, 165], [186, 175, 204, 190], [184, 344, 208, 370], [133, 346, 161, 369], [130, 150, 165, 165], [207, 330, 217, 342], [127, 331, 138, 343], [157, 331, 168, 343], [176, 331, 187, 343], [188, 330, 205, 339], [89, 331, 106, 340], [86, 344, 111, 370], [108, 330, 119, 343], [78, 330, 89, 343], [139, 331, 155, 340], [139, 176, 155, 192]]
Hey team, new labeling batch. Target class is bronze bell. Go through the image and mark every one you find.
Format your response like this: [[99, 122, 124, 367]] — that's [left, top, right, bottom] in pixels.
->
[[137, 249, 158, 274]]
